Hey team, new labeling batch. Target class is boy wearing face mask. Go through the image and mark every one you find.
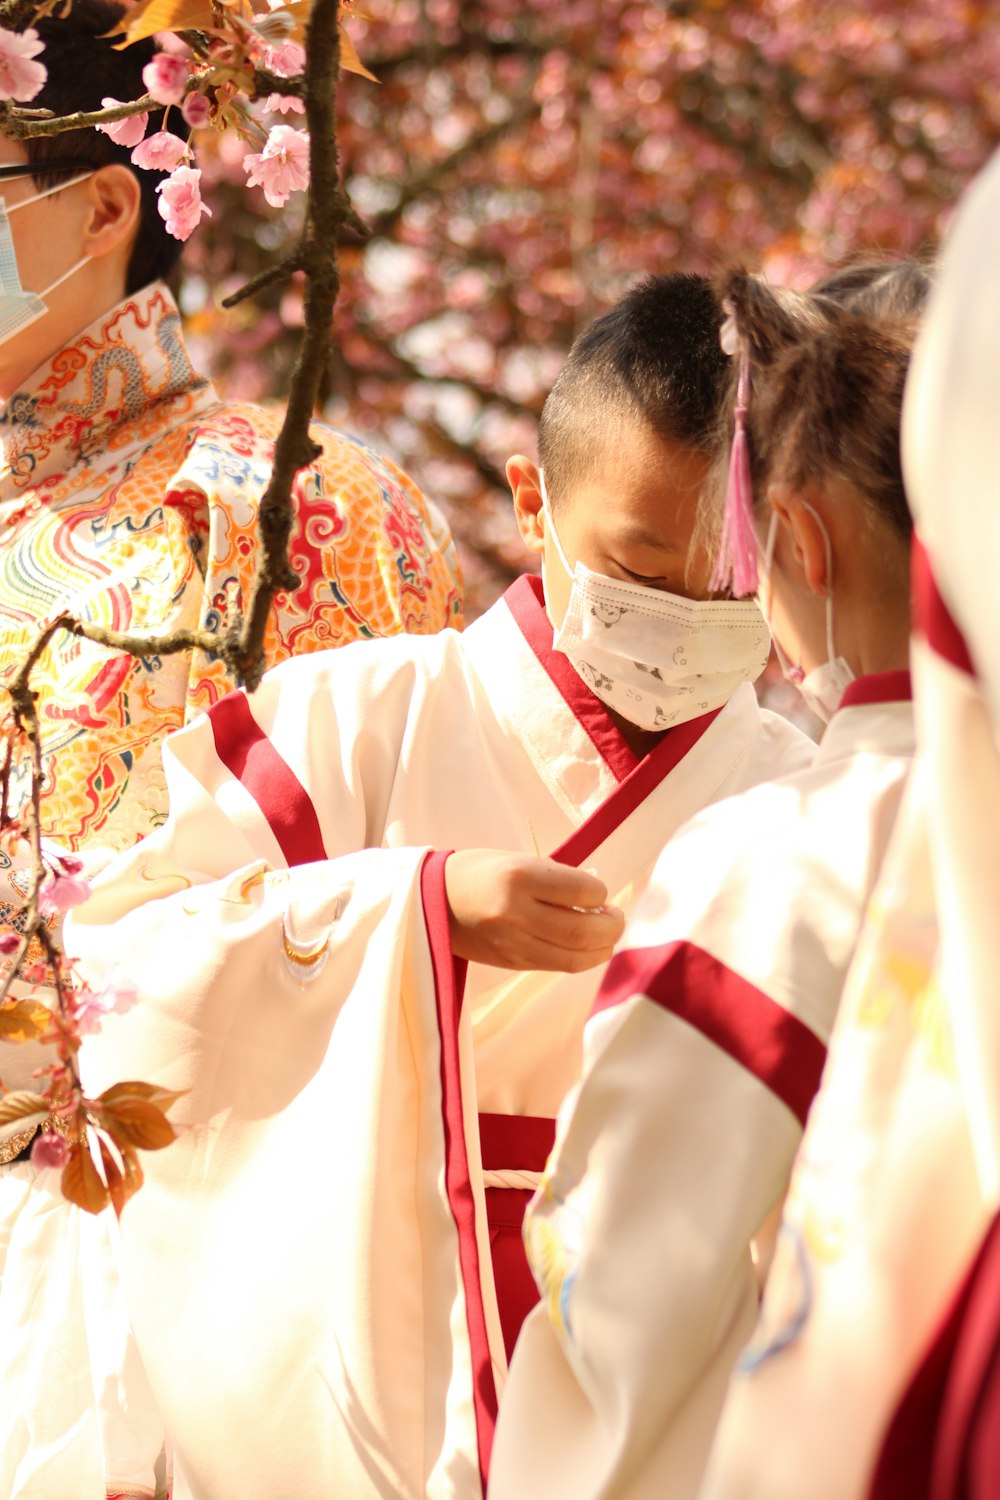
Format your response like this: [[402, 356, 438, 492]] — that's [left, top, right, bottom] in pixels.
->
[[488, 263, 922, 1500], [58, 272, 813, 1500]]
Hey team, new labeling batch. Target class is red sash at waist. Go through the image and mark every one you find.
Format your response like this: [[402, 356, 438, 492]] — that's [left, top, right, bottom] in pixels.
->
[[479, 1112, 557, 1363]]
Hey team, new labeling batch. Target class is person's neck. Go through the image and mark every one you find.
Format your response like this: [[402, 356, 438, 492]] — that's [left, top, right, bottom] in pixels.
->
[[606, 705, 666, 760], [840, 590, 912, 681]]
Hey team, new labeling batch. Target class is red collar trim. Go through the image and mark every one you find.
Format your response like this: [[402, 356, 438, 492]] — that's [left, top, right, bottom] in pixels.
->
[[839, 670, 913, 710], [503, 574, 638, 782], [551, 702, 722, 868], [504, 574, 724, 864], [911, 535, 976, 678]]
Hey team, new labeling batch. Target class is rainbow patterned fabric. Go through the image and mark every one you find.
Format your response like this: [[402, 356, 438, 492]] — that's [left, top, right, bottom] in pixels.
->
[[0, 282, 462, 854]]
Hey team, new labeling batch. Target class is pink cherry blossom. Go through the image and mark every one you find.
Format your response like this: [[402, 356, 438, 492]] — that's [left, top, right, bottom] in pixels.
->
[[0, 26, 47, 103], [31, 1132, 69, 1170], [39, 870, 91, 917], [263, 93, 305, 116], [263, 39, 305, 77], [142, 53, 191, 107], [131, 131, 188, 173], [156, 165, 212, 241], [0, 930, 21, 956], [72, 974, 139, 1037], [243, 125, 310, 207], [96, 98, 149, 148], [181, 92, 211, 129]]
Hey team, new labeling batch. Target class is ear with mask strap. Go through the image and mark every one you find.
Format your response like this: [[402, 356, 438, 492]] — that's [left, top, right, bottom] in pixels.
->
[[758, 499, 855, 721]]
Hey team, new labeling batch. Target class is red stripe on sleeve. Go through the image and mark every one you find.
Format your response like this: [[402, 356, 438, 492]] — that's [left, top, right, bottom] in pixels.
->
[[593, 941, 827, 1128], [420, 849, 497, 1492], [207, 690, 327, 868]]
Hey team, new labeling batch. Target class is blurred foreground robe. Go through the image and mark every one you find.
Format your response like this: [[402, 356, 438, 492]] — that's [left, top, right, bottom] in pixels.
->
[[699, 148, 1000, 1500], [488, 672, 914, 1500], [63, 575, 812, 1500], [0, 280, 462, 1500]]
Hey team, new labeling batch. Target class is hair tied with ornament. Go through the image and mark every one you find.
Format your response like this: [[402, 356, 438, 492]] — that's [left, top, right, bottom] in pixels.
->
[[710, 302, 759, 598]]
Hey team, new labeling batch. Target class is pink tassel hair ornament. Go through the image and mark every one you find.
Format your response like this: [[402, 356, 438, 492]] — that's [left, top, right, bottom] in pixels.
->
[[710, 344, 759, 598]]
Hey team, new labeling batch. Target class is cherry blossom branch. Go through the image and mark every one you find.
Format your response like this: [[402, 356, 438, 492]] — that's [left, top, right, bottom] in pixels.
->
[[225, 0, 345, 688], [0, 93, 157, 136]]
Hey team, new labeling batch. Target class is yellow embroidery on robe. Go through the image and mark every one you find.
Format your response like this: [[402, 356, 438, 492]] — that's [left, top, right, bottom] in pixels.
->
[[0, 284, 462, 855]]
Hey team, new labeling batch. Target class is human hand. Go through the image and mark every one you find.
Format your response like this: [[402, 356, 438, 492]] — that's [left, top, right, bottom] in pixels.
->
[[444, 849, 625, 972]]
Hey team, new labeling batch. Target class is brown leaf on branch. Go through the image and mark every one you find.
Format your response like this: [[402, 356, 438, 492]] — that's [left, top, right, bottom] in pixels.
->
[[338, 21, 376, 81], [99, 1079, 187, 1114], [0, 1089, 50, 1138], [107, 0, 250, 47], [61, 1139, 110, 1215], [0, 998, 52, 1044], [101, 1136, 144, 1219], [99, 1093, 178, 1152]]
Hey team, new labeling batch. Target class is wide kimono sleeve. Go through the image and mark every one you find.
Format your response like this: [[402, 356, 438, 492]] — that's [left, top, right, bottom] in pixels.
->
[[155, 406, 462, 722], [488, 786, 840, 1500], [60, 634, 508, 1500]]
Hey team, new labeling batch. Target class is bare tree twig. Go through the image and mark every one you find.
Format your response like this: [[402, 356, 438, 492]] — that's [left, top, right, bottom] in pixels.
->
[[227, 0, 346, 691], [222, 252, 305, 309]]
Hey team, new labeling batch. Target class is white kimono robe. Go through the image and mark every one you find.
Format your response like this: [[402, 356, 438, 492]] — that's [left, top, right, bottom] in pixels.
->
[[488, 673, 915, 1500], [699, 148, 1000, 1500], [61, 575, 812, 1500]]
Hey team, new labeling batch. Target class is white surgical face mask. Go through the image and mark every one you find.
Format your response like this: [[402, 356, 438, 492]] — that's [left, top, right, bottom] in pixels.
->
[[758, 504, 855, 723], [540, 473, 771, 733], [0, 174, 92, 349]]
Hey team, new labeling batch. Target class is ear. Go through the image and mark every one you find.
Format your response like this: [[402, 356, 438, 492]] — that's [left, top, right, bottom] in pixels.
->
[[81, 164, 142, 262], [767, 482, 830, 596], [507, 455, 545, 555]]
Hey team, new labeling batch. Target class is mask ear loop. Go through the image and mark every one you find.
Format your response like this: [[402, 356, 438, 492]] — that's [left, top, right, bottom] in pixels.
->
[[3, 172, 93, 215], [799, 498, 838, 663], [538, 469, 575, 579], [761, 507, 806, 685], [37, 254, 91, 301]]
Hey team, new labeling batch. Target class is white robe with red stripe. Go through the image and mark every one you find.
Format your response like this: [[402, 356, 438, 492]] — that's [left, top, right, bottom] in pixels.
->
[[487, 676, 914, 1500], [65, 575, 811, 1500], [698, 148, 1000, 1500]]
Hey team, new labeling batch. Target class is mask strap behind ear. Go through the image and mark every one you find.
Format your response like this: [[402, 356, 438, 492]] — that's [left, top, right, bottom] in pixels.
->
[[538, 469, 575, 578]]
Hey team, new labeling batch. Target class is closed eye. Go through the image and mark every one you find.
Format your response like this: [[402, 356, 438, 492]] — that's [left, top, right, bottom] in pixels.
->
[[621, 566, 667, 585]]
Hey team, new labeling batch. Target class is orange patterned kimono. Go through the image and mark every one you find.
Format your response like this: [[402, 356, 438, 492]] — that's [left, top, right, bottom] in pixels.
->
[[0, 281, 461, 855]]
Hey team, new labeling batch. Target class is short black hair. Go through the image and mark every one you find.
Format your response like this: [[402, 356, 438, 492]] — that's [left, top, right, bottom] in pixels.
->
[[26, 0, 183, 295], [538, 273, 728, 505]]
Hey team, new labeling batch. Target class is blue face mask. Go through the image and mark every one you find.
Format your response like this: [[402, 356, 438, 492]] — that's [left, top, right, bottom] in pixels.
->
[[0, 173, 92, 349]]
